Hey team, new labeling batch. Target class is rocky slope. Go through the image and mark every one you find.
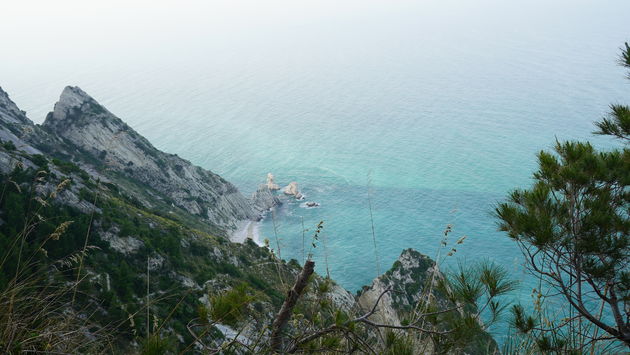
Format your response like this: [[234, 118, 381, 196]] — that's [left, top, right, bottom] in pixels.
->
[[42, 86, 260, 233], [0, 86, 349, 350], [0, 86, 281, 236], [0, 87, 33, 126], [0, 86, 42, 155], [358, 249, 499, 354], [357, 249, 437, 326]]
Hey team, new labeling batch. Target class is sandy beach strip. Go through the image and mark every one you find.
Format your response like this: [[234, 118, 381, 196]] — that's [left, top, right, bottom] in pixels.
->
[[230, 220, 263, 246]]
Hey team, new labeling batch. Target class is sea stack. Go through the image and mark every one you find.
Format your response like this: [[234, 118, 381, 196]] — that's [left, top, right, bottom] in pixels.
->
[[283, 181, 303, 199], [266, 173, 280, 190]]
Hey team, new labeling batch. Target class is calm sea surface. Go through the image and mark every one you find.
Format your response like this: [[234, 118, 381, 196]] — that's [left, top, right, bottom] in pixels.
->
[[2, 0, 629, 336]]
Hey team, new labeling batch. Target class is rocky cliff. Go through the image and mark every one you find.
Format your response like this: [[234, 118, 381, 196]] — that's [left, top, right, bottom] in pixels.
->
[[358, 249, 499, 354], [0, 86, 282, 236], [0, 87, 32, 126], [0, 86, 298, 350], [40, 86, 261, 233], [0, 86, 42, 155]]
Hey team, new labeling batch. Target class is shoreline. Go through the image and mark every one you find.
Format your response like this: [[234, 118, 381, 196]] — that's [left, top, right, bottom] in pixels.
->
[[230, 219, 264, 246]]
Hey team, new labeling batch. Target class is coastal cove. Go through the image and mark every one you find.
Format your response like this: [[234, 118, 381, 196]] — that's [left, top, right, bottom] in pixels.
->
[[228, 175, 541, 317]]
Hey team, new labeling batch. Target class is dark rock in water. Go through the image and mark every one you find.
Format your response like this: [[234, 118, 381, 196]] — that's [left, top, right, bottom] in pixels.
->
[[305, 201, 319, 208]]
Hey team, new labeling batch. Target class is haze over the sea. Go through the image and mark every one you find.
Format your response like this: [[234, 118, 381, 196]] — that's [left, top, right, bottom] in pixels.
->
[[2, 0, 628, 301]]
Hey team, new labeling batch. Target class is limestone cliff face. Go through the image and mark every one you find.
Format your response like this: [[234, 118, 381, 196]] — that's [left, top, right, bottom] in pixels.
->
[[251, 184, 282, 215], [42, 86, 257, 232], [357, 249, 499, 354], [357, 249, 438, 326], [0, 87, 43, 155], [0, 87, 32, 126], [0, 87, 297, 348]]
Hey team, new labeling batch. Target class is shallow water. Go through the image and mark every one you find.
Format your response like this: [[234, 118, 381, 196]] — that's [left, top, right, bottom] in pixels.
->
[[2, 0, 629, 336]]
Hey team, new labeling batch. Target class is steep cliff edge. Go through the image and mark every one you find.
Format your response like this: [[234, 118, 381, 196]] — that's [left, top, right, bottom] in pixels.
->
[[0, 87, 43, 155], [358, 249, 499, 354], [0, 87, 32, 126], [39, 86, 260, 234]]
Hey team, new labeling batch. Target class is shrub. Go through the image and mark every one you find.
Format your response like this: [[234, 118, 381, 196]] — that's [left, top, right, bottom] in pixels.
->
[[208, 283, 254, 327]]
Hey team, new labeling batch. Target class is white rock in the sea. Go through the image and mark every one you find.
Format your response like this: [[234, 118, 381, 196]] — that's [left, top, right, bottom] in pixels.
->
[[266, 173, 280, 190], [283, 182, 303, 199]]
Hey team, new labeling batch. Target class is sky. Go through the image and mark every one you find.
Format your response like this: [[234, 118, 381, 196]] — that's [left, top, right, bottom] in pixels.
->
[[1, 0, 628, 122]]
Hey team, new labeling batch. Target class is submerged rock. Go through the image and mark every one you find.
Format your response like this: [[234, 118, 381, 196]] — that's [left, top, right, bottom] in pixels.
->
[[305, 201, 319, 208]]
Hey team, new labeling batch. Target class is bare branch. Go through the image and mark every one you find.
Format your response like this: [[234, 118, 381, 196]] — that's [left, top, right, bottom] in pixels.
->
[[270, 260, 315, 351]]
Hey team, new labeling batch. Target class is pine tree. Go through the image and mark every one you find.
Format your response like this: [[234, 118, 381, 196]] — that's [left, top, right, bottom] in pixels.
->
[[496, 43, 630, 348]]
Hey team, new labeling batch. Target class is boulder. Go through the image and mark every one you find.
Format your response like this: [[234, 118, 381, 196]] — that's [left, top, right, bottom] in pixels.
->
[[283, 181, 303, 199]]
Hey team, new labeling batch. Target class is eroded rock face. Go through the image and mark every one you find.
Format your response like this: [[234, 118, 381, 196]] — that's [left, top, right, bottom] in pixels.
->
[[266, 173, 280, 190], [357, 249, 499, 354], [357, 249, 437, 327], [283, 181, 303, 199], [42, 86, 257, 232], [251, 184, 281, 215], [0, 87, 32, 126], [0, 87, 43, 155], [99, 226, 144, 255]]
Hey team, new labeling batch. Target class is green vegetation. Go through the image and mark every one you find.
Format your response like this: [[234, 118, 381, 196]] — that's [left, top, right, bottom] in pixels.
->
[[495, 43, 630, 353], [0, 155, 304, 353], [1, 139, 16, 151], [207, 283, 255, 327]]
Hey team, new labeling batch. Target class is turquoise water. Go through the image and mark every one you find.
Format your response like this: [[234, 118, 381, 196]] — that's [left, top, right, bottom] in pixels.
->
[[2, 0, 629, 326]]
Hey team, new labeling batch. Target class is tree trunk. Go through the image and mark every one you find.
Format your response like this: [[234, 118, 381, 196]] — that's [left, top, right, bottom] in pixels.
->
[[270, 260, 315, 352]]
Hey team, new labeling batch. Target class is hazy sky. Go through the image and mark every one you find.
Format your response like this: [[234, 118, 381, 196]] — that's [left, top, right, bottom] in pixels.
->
[[1, 0, 628, 121], [3, 0, 626, 67]]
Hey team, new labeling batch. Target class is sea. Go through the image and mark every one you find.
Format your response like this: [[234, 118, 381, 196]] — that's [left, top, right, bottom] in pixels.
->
[[1, 0, 628, 339]]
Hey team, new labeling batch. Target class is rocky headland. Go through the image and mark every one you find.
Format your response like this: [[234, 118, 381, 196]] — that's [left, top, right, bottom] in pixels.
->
[[0, 85, 498, 353]]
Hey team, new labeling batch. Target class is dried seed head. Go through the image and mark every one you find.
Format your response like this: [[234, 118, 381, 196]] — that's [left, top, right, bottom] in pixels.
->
[[34, 196, 48, 207], [9, 180, 21, 193], [50, 179, 71, 198], [50, 221, 74, 240]]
